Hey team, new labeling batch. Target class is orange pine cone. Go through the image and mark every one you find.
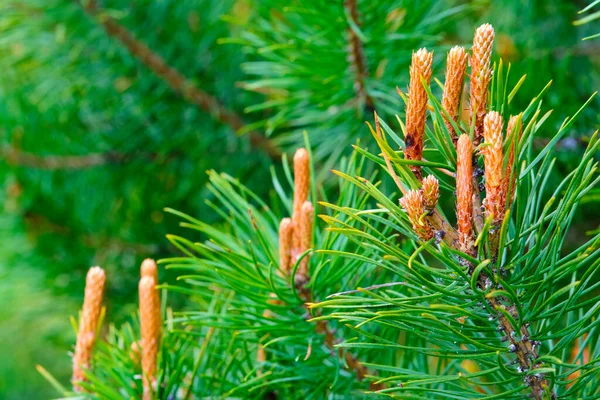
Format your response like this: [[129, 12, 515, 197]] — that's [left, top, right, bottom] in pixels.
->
[[400, 190, 433, 240], [72, 266, 106, 391], [422, 175, 440, 211], [442, 46, 468, 141], [483, 112, 504, 224], [404, 48, 433, 179], [292, 148, 310, 259], [278, 217, 293, 275], [297, 201, 314, 282], [456, 135, 474, 252], [469, 24, 495, 144], [139, 275, 161, 400]]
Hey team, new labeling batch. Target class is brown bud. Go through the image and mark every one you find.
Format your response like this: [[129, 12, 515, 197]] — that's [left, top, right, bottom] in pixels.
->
[[483, 112, 504, 224], [72, 266, 106, 391], [422, 175, 440, 210], [139, 276, 161, 400], [400, 190, 433, 240], [278, 218, 293, 275], [469, 24, 495, 144], [442, 46, 468, 141], [456, 135, 474, 252], [404, 48, 433, 179]]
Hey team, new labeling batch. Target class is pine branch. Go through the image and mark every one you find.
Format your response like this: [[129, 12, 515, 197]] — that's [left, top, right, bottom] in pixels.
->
[[77, 1, 282, 160], [24, 212, 159, 255], [1, 145, 174, 170], [344, 0, 374, 113]]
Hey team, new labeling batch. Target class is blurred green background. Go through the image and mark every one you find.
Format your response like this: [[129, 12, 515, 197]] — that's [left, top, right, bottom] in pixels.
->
[[0, 0, 598, 398]]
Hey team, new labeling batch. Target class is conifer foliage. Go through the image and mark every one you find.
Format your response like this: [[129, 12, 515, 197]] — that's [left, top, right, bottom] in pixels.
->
[[39, 18, 600, 400]]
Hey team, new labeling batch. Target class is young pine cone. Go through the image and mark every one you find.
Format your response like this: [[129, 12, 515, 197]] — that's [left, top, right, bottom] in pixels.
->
[[456, 135, 474, 252], [404, 48, 433, 179], [469, 24, 495, 144], [442, 46, 468, 141], [400, 190, 433, 240], [72, 266, 106, 391], [139, 276, 161, 400], [483, 111, 504, 225], [422, 175, 440, 211]]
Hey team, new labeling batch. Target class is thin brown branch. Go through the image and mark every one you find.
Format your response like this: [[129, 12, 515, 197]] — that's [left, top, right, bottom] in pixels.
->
[[78, 1, 281, 160], [302, 292, 382, 391], [344, 0, 375, 112], [24, 212, 160, 254], [1, 145, 173, 170], [2, 146, 108, 169]]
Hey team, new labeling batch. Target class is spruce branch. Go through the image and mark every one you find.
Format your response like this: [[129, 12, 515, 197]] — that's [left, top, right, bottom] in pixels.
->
[[344, 0, 375, 112], [77, 0, 281, 160]]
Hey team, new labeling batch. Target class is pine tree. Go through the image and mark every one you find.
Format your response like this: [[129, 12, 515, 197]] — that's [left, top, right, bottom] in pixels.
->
[[40, 21, 600, 399]]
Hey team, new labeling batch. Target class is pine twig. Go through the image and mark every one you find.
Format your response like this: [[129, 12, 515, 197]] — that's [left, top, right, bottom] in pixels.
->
[[2, 146, 111, 169], [475, 271, 553, 400], [344, 0, 375, 112], [268, 148, 379, 389], [78, 1, 281, 160], [1, 145, 179, 170]]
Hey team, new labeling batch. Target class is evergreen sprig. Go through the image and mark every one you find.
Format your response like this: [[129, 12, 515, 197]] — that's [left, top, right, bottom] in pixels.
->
[[314, 25, 600, 399], [37, 18, 600, 400]]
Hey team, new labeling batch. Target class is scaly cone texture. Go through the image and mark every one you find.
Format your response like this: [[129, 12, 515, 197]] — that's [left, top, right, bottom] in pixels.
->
[[404, 48, 433, 180], [442, 46, 468, 142], [400, 190, 433, 240], [72, 266, 106, 391], [292, 148, 310, 262], [483, 112, 504, 225], [139, 275, 161, 400], [422, 175, 440, 211], [278, 218, 293, 275], [456, 134, 474, 252], [501, 114, 522, 212], [469, 24, 495, 144], [141, 259, 161, 343]]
